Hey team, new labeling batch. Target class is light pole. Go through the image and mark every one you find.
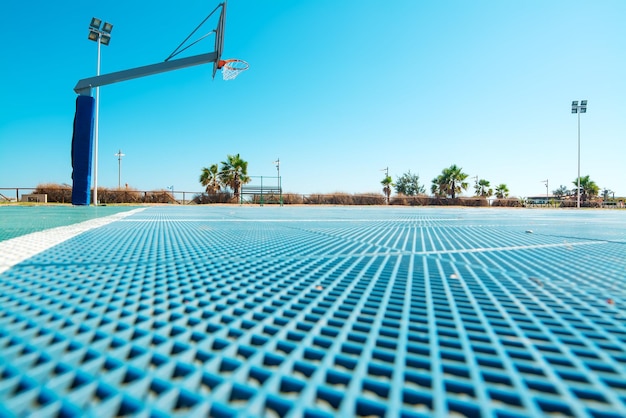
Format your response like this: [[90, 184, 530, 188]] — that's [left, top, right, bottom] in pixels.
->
[[115, 149, 125, 189], [273, 158, 282, 206], [542, 179, 548, 205], [571, 100, 587, 208], [381, 167, 390, 204], [88, 17, 113, 205]]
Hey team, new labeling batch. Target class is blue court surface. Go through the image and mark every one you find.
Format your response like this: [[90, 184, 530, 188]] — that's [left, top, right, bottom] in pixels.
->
[[0, 206, 135, 243], [0, 206, 625, 417]]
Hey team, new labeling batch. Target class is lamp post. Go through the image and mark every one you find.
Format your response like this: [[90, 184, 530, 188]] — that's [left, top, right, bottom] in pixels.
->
[[571, 100, 587, 209], [88, 17, 113, 205], [542, 179, 548, 206], [273, 158, 282, 206], [380, 167, 391, 204], [115, 149, 125, 189]]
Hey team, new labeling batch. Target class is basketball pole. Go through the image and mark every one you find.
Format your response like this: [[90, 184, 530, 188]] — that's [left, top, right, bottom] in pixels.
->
[[93, 37, 101, 205], [73, 3, 232, 206]]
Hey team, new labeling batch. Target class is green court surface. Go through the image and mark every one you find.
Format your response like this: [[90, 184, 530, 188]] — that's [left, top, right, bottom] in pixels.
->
[[0, 206, 137, 242]]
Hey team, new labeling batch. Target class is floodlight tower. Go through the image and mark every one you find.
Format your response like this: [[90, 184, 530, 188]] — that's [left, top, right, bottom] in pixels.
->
[[542, 179, 548, 204], [115, 149, 125, 189], [571, 100, 587, 209], [88, 17, 113, 205], [71, 3, 237, 206], [273, 158, 282, 206]]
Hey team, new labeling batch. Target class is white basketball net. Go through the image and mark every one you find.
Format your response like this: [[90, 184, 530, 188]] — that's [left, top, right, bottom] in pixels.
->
[[221, 60, 249, 81]]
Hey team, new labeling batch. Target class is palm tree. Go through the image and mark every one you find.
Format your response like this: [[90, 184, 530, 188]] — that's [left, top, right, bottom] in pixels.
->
[[433, 164, 468, 198], [381, 175, 393, 204], [219, 153, 250, 200], [431, 174, 447, 196], [495, 184, 509, 199], [474, 179, 493, 197], [601, 188, 613, 201], [199, 164, 221, 194], [572, 175, 599, 202], [552, 185, 568, 199]]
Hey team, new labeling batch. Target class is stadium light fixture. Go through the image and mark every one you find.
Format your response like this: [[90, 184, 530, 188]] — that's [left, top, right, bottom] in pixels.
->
[[571, 99, 588, 208], [89, 17, 102, 30], [87, 17, 113, 205]]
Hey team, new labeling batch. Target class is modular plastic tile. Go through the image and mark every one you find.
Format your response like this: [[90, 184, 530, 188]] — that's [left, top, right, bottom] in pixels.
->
[[0, 207, 625, 417], [0, 206, 135, 243]]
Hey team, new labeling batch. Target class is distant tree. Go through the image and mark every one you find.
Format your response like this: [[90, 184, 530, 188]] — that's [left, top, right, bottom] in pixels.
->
[[381, 175, 393, 204], [495, 184, 510, 199], [552, 185, 568, 198], [220, 154, 250, 200], [432, 164, 468, 198], [431, 174, 446, 196], [572, 175, 599, 202], [395, 171, 425, 196], [199, 164, 221, 193], [474, 179, 493, 197]]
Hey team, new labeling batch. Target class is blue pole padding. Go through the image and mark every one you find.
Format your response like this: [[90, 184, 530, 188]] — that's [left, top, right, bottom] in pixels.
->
[[71, 96, 95, 205]]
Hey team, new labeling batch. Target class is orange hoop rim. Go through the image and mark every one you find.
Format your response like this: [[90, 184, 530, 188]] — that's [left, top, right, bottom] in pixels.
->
[[217, 59, 249, 70]]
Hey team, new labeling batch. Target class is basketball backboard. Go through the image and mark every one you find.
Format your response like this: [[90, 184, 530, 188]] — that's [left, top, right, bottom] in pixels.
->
[[212, 2, 226, 78]]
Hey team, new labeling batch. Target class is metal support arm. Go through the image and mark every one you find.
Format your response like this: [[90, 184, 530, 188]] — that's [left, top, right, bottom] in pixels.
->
[[74, 52, 218, 95]]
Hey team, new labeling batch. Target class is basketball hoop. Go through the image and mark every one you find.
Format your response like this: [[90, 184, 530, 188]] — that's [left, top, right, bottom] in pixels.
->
[[218, 59, 249, 81]]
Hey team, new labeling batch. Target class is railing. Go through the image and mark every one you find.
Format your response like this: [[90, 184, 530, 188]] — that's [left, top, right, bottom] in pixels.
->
[[3, 187, 624, 208], [241, 176, 282, 206], [0, 187, 203, 205], [0, 188, 37, 202]]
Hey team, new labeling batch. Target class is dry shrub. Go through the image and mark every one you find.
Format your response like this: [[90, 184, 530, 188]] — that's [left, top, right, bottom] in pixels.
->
[[304, 194, 324, 205], [301, 193, 385, 205], [326, 193, 353, 205], [560, 200, 600, 208], [98, 188, 142, 204], [143, 190, 176, 204], [193, 192, 234, 204], [460, 198, 489, 207], [390, 195, 429, 206], [352, 194, 385, 205], [250, 193, 284, 205], [34, 183, 72, 203], [281, 193, 304, 204], [491, 199, 522, 207], [391, 195, 487, 206]]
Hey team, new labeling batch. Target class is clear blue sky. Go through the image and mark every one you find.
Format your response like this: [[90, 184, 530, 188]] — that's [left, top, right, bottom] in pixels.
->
[[1, 1, 625, 198]]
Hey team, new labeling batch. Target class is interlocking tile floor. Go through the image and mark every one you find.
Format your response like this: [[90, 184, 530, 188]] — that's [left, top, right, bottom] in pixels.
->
[[0, 206, 132, 242], [0, 206, 625, 417]]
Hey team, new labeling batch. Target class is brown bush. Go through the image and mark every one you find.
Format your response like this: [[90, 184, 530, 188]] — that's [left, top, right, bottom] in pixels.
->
[[390, 195, 488, 206], [281, 193, 304, 204], [303, 194, 336, 205], [143, 190, 176, 204], [491, 199, 522, 207], [250, 193, 284, 205], [302, 193, 384, 205], [460, 198, 489, 207], [34, 183, 72, 203], [390, 195, 430, 206], [560, 200, 601, 208], [352, 194, 386, 205], [98, 188, 142, 204], [193, 192, 234, 204]]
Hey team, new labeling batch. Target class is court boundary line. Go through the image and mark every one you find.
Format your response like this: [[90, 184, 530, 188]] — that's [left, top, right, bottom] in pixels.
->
[[0, 208, 146, 275]]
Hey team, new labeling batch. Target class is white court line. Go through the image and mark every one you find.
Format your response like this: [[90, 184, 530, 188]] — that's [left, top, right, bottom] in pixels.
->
[[0, 208, 145, 275], [417, 239, 606, 256], [117, 218, 472, 223]]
